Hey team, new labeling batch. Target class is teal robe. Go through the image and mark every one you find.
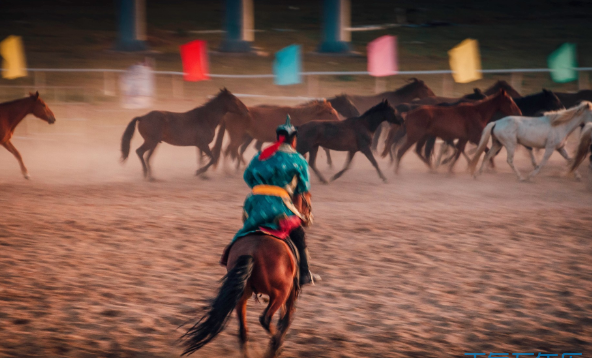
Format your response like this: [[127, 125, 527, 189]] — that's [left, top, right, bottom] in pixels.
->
[[232, 144, 310, 242]]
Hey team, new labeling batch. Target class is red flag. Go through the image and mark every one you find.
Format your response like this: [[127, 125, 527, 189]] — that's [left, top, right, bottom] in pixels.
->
[[367, 35, 397, 77], [180, 40, 209, 81]]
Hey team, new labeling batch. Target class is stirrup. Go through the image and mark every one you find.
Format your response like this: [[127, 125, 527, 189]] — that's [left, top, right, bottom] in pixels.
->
[[300, 271, 321, 286]]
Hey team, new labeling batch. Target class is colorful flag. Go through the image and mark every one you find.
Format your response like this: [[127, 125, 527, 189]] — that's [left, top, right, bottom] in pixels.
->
[[120, 62, 155, 109], [548, 43, 578, 83], [1, 35, 27, 79], [180, 40, 209, 81], [367, 35, 397, 77], [448, 39, 482, 83], [274, 44, 301, 86]]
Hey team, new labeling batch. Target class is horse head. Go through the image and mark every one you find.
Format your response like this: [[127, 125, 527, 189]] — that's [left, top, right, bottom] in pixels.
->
[[497, 89, 522, 116], [310, 100, 340, 121], [29, 92, 56, 124], [402, 78, 436, 99], [542, 89, 565, 112], [217, 88, 250, 117], [328, 94, 360, 118]]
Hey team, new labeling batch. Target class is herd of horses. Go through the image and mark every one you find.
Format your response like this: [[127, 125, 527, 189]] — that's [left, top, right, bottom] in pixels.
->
[[2, 81, 592, 357]]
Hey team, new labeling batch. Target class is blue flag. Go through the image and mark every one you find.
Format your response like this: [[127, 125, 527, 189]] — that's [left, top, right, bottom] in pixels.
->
[[274, 44, 301, 85]]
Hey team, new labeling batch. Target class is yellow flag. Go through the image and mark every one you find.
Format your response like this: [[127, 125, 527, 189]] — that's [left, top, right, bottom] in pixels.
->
[[448, 39, 482, 83], [1, 36, 27, 79]]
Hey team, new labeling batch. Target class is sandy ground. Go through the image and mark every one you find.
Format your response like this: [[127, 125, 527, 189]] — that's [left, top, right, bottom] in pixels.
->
[[1, 105, 592, 358]]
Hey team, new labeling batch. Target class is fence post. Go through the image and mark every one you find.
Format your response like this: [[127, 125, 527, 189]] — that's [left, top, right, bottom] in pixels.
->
[[172, 74, 184, 99], [103, 71, 116, 96], [307, 75, 319, 98], [442, 74, 453, 97], [510, 72, 523, 94], [375, 77, 385, 94], [579, 71, 589, 90]]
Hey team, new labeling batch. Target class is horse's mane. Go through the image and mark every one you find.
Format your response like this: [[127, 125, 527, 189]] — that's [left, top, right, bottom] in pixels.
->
[[390, 78, 425, 96], [361, 100, 391, 117], [0, 95, 33, 108], [546, 101, 592, 126]]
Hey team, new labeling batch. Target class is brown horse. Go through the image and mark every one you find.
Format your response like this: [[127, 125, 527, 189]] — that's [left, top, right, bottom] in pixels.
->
[[555, 90, 592, 109], [216, 100, 340, 170], [388, 90, 522, 173], [120, 88, 249, 180], [483, 80, 522, 98], [296, 100, 403, 183], [326, 94, 361, 119], [0, 92, 56, 179], [181, 193, 312, 358]]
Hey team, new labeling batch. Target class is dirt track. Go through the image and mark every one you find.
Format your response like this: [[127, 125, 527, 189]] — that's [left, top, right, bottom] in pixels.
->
[[1, 111, 592, 358]]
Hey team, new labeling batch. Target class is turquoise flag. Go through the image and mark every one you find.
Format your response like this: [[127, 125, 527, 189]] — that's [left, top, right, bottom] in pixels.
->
[[548, 43, 578, 83], [274, 44, 301, 85]]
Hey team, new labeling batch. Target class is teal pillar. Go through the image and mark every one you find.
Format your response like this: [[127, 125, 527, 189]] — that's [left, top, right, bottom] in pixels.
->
[[219, 0, 254, 53], [317, 0, 351, 53], [115, 0, 148, 51]]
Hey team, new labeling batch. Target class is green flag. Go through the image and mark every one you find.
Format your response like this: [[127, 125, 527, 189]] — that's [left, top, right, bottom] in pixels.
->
[[548, 43, 578, 83]]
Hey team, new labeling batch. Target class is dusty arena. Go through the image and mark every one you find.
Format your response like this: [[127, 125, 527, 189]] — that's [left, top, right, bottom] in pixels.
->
[[1, 101, 591, 358]]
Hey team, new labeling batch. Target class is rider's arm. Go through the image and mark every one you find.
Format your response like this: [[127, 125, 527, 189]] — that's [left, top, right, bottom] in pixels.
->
[[294, 157, 311, 195]]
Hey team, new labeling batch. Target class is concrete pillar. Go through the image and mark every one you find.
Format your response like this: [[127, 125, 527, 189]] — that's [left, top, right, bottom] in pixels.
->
[[317, 0, 352, 54], [219, 0, 254, 53], [115, 0, 148, 51]]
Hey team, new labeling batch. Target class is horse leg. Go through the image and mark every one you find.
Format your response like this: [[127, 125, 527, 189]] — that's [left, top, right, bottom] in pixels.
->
[[434, 141, 449, 169], [2, 140, 29, 179], [308, 146, 328, 184], [195, 143, 216, 176], [360, 146, 387, 182], [447, 140, 467, 173], [323, 148, 333, 168], [414, 137, 432, 170], [330, 151, 355, 182], [239, 135, 254, 160], [557, 146, 581, 180], [135, 141, 153, 179], [504, 142, 526, 181], [395, 137, 416, 175], [523, 146, 538, 169], [265, 288, 296, 358], [255, 140, 263, 152], [477, 140, 502, 176], [526, 146, 555, 180], [260, 289, 288, 337], [236, 295, 250, 358], [145, 144, 158, 181], [371, 122, 384, 152]]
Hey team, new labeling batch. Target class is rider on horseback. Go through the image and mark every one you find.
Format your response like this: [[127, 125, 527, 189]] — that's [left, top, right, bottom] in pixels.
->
[[221, 115, 320, 286]]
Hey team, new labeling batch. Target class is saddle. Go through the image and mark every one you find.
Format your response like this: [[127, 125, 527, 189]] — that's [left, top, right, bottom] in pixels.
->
[[219, 232, 300, 287]]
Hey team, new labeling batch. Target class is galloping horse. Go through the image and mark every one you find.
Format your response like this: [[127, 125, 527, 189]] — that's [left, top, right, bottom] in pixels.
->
[[120, 88, 249, 180], [326, 94, 360, 119], [0, 92, 56, 179], [181, 193, 312, 358], [554, 90, 592, 109], [389, 90, 522, 173], [296, 100, 403, 183], [216, 100, 339, 170], [326, 78, 436, 151], [470, 101, 592, 181]]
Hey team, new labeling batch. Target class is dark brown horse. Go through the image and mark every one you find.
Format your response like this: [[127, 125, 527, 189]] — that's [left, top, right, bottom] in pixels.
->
[[296, 100, 403, 183], [181, 193, 312, 358], [120, 88, 249, 180], [387, 90, 522, 173], [483, 80, 522, 98], [0, 92, 56, 179], [326, 94, 361, 119], [555, 90, 592, 109], [217, 100, 340, 170]]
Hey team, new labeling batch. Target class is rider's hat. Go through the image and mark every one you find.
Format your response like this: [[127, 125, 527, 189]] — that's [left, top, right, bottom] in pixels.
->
[[276, 114, 297, 138]]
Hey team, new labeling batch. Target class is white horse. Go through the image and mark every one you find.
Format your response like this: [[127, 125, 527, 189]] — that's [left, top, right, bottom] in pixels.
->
[[469, 101, 592, 181], [567, 122, 592, 178]]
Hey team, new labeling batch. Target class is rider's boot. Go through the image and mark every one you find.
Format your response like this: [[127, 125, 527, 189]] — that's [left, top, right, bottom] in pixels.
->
[[290, 226, 321, 286]]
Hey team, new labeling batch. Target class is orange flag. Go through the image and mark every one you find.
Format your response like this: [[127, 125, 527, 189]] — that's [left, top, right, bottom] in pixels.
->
[[448, 39, 482, 83], [1, 35, 27, 79]]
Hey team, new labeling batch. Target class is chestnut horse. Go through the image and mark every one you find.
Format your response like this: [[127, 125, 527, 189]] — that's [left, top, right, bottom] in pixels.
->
[[120, 88, 249, 180], [296, 100, 403, 183], [0, 92, 56, 179], [216, 100, 340, 170], [181, 193, 312, 358], [389, 90, 522, 173]]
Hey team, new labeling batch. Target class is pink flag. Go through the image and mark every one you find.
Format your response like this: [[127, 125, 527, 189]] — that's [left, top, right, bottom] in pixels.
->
[[367, 35, 397, 77]]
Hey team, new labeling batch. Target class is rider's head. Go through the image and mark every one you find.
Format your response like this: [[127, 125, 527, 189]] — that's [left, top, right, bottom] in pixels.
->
[[276, 115, 298, 148]]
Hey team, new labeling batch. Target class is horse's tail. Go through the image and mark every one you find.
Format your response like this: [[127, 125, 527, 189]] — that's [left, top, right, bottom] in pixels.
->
[[568, 124, 592, 175], [181, 255, 254, 356], [121, 117, 140, 162], [424, 137, 437, 162], [468, 122, 496, 175], [381, 125, 406, 158], [211, 121, 226, 169]]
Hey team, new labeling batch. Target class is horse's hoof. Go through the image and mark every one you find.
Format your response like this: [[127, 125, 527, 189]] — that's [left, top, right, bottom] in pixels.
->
[[23, 174, 30, 180], [147, 177, 157, 182]]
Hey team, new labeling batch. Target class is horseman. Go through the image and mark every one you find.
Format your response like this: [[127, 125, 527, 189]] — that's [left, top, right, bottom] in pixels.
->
[[221, 115, 320, 286]]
